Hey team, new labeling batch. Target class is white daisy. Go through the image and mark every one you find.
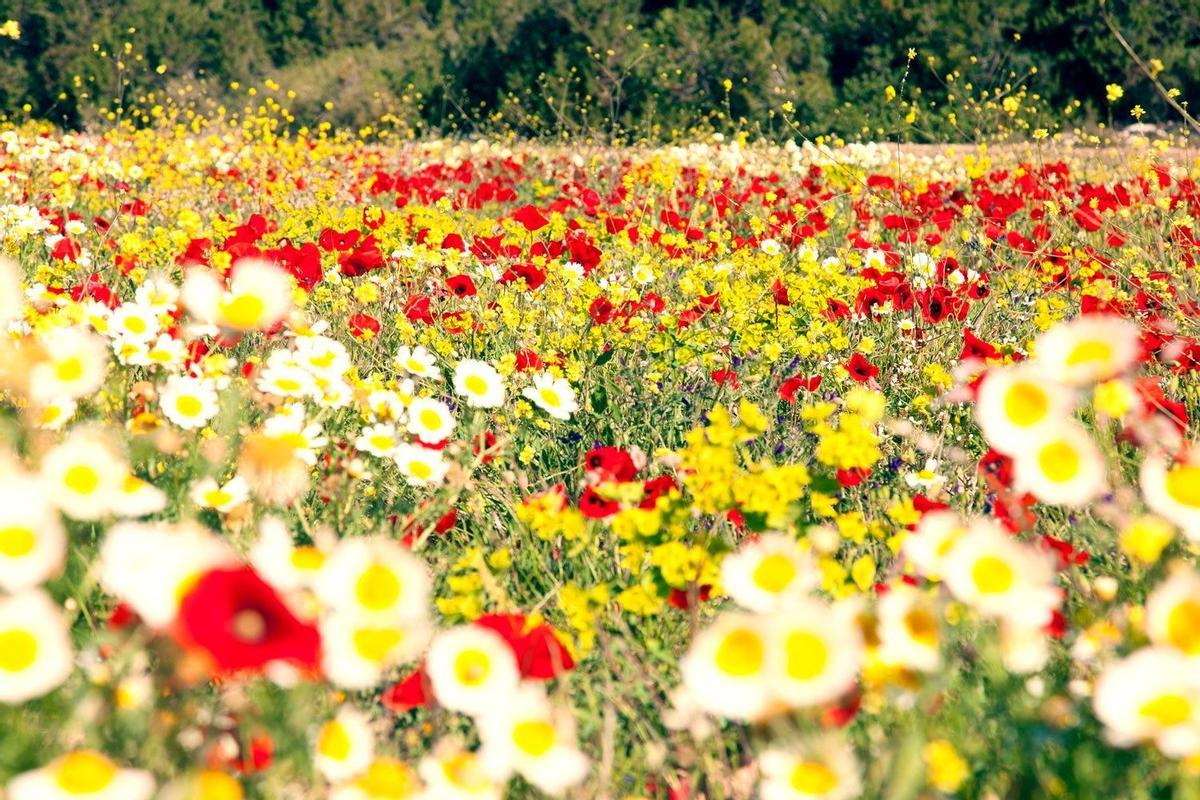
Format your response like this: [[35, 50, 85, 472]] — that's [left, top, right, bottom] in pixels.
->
[[522, 373, 579, 421]]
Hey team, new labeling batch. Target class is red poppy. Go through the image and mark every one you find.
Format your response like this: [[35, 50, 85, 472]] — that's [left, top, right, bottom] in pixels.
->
[[446, 274, 476, 297], [473, 613, 575, 680], [589, 296, 615, 324], [473, 430, 500, 462], [579, 485, 620, 519], [778, 374, 821, 403], [846, 352, 878, 383], [710, 368, 739, 388], [382, 666, 431, 712], [514, 349, 544, 372], [960, 328, 1000, 362], [512, 204, 549, 232], [584, 446, 638, 483], [836, 467, 871, 487], [640, 475, 678, 508], [667, 584, 713, 610], [348, 313, 380, 340], [771, 277, 791, 306], [175, 566, 321, 674]]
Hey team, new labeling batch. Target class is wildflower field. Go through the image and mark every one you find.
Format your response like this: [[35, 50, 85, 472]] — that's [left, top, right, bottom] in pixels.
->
[[1, 110, 1200, 800]]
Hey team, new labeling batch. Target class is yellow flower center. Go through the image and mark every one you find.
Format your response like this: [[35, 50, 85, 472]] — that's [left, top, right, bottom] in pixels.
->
[[971, 555, 1014, 594], [54, 356, 84, 383], [1167, 600, 1200, 655], [752, 553, 797, 593], [369, 434, 395, 451], [352, 626, 404, 662], [1140, 693, 1193, 727], [125, 316, 147, 334], [196, 770, 244, 800], [453, 648, 492, 686], [1003, 381, 1048, 427], [317, 721, 352, 761], [539, 388, 562, 408], [54, 751, 117, 794], [512, 720, 557, 757], [204, 489, 233, 508], [64, 464, 100, 495], [408, 460, 433, 480], [1038, 441, 1081, 483], [220, 294, 265, 329], [441, 753, 490, 791], [0, 629, 37, 672], [1065, 339, 1113, 370], [291, 547, 325, 571], [418, 409, 442, 431], [0, 525, 36, 558], [1165, 464, 1200, 509], [790, 761, 838, 795], [176, 394, 204, 417], [785, 630, 829, 681], [464, 375, 488, 395], [714, 628, 765, 677], [355, 758, 416, 799], [355, 564, 401, 611], [904, 607, 939, 646]]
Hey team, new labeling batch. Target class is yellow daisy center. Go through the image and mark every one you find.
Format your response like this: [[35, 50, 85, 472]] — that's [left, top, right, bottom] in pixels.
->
[[1003, 381, 1048, 427], [972, 555, 1014, 595], [64, 464, 100, 495], [1167, 600, 1200, 655], [785, 630, 829, 681], [1140, 693, 1192, 727], [0, 629, 37, 672], [355, 564, 401, 611], [352, 626, 403, 662], [752, 553, 797, 593], [1066, 339, 1113, 370], [1038, 441, 1081, 483], [464, 375, 488, 395], [714, 628, 765, 677], [355, 758, 416, 799], [0, 525, 36, 558], [790, 761, 839, 794], [512, 720, 556, 758], [196, 770, 244, 800], [54, 751, 117, 794], [317, 721, 352, 761], [220, 294, 265, 329], [1165, 464, 1200, 509], [291, 546, 325, 571], [176, 394, 204, 417], [453, 648, 492, 686], [55, 356, 84, 383], [904, 607, 939, 646]]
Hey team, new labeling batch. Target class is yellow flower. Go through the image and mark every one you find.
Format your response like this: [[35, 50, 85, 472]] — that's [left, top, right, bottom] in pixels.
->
[[923, 739, 968, 792], [1106, 83, 1124, 103], [851, 554, 876, 592], [1120, 516, 1175, 565]]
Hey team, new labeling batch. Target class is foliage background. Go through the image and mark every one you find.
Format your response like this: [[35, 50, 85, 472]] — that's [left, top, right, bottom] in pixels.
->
[[1, 0, 1198, 137]]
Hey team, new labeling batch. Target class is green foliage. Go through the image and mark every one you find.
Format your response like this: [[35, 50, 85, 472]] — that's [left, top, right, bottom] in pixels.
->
[[2, 0, 1198, 137]]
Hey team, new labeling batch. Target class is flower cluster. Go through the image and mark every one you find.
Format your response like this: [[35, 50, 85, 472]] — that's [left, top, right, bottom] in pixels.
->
[[0, 116, 1198, 799]]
